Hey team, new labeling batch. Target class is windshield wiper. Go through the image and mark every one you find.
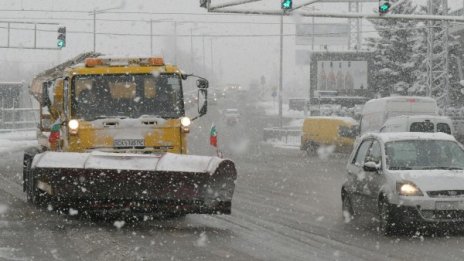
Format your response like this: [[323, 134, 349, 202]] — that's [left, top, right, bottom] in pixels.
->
[[420, 166, 463, 170]]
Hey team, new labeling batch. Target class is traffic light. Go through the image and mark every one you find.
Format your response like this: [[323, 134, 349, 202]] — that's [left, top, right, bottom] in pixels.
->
[[281, 0, 292, 10], [57, 26, 66, 48], [379, 0, 391, 14], [200, 0, 210, 8]]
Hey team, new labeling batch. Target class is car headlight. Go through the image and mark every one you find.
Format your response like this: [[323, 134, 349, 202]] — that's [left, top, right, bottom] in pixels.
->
[[68, 119, 79, 134], [396, 182, 423, 196], [180, 117, 191, 127]]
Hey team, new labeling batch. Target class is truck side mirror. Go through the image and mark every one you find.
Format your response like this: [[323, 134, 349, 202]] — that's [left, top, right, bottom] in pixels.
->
[[196, 79, 208, 89], [41, 82, 51, 107], [198, 89, 207, 116]]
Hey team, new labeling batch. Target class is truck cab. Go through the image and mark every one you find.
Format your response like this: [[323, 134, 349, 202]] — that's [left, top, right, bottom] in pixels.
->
[[37, 56, 208, 154]]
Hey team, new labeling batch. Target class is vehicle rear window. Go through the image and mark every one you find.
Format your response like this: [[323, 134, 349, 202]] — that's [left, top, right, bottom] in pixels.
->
[[437, 123, 451, 134], [410, 121, 434, 132]]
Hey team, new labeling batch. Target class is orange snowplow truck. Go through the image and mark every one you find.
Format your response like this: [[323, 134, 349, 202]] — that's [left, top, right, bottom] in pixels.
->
[[24, 55, 236, 216]]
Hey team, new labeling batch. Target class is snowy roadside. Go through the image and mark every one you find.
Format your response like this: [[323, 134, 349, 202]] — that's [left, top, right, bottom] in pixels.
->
[[257, 100, 306, 119], [0, 130, 38, 154]]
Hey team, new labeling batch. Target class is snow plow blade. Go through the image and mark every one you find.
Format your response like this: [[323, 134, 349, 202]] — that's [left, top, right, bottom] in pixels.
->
[[30, 151, 236, 215]]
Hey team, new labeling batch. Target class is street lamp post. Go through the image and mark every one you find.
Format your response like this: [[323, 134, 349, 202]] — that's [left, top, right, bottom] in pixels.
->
[[279, 12, 284, 128], [91, 4, 123, 53]]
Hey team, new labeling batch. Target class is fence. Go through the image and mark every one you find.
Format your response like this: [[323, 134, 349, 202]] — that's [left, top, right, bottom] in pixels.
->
[[0, 107, 39, 132], [263, 127, 301, 147]]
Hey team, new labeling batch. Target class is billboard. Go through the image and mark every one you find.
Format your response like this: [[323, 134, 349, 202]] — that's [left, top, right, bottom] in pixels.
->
[[316, 61, 368, 91], [309, 51, 375, 98]]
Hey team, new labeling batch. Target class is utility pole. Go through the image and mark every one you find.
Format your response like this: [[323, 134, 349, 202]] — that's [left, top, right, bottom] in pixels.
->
[[174, 21, 178, 64], [210, 38, 214, 78], [150, 19, 153, 55], [348, 1, 361, 50], [279, 12, 284, 128], [190, 28, 194, 73], [202, 34, 206, 76], [93, 9, 96, 52], [426, 0, 450, 111], [311, 6, 315, 51]]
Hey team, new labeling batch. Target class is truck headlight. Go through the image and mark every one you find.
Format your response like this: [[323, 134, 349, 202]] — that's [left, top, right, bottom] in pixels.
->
[[181, 117, 191, 127], [396, 182, 423, 196], [68, 119, 79, 134]]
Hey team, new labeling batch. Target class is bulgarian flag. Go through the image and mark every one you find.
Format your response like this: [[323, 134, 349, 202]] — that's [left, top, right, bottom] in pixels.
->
[[48, 118, 61, 145], [210, 123, 217, 147]]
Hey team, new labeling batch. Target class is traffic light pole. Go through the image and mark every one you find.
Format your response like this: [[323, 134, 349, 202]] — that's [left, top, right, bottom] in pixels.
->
[[279, 12, 284, 128], [93, 9, 96, 52]]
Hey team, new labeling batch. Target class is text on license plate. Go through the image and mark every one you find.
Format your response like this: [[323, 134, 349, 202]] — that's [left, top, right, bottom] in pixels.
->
[[435, 201, 464, 210], [113, 139, 144, 147]]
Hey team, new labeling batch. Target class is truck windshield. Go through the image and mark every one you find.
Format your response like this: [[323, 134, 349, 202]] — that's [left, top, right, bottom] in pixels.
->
[[71, 73, 184, 120]]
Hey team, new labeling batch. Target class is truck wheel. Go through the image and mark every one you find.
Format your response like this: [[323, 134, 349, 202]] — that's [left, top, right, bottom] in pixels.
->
[[305, 142, 319, 156]]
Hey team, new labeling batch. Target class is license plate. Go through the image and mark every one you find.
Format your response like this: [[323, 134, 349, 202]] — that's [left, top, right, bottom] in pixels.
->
[[435, 201, 464, 210], [113, 139, 144, 147]]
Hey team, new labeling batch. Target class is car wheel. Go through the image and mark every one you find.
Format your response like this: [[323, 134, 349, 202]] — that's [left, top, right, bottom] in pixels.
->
[[378, 199, 395, 236], [342, 191, 355, 222], [305, 142, 318, 156]]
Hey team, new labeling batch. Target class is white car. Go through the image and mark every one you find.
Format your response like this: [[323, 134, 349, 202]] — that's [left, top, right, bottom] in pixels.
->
[[341, 132, 464, 235]]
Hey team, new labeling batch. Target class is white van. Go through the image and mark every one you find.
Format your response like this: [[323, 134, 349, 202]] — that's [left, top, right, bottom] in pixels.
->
[[360, 96, 438, 134], [380, 115, 454, 135]]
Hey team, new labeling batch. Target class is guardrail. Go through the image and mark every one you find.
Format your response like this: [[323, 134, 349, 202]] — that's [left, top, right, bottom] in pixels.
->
[[0, 107, 39, 130], [263, 127, 301, 146]]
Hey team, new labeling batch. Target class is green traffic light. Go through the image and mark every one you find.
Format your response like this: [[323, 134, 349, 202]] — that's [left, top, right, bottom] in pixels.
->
[[379, 3, 390, 13], [281, 0, 292, 10], [57, 40, 65, 48]]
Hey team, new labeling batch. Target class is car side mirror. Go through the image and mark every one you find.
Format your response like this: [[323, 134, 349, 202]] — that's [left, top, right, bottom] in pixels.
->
[[363, 161, 380, 172]]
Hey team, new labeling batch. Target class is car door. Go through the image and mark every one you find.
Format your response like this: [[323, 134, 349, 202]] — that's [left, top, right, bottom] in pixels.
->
[[346, 139, 372, 212], [363, 139, 385, 212]]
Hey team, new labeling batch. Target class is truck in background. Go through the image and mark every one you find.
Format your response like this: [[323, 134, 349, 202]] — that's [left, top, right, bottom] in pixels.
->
[[359, 96, 438, 135]]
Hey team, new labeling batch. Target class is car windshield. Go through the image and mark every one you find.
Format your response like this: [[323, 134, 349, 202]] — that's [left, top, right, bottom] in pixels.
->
[[385, 140, 464, 170], [71, 73, 184, 120]]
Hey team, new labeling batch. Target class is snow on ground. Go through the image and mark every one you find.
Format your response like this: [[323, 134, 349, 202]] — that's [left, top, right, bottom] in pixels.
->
[[0, 130, 38, 153], [262, 137, 300, 149], [258, 100, 306, 119]]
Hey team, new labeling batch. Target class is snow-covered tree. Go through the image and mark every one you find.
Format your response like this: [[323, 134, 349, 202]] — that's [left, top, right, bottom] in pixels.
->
[[365, 0, 420, 96], [409, 4, 464, 106]]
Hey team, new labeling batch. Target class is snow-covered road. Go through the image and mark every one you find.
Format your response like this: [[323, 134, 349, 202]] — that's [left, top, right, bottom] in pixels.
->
[[0, 95, 463, 260]]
